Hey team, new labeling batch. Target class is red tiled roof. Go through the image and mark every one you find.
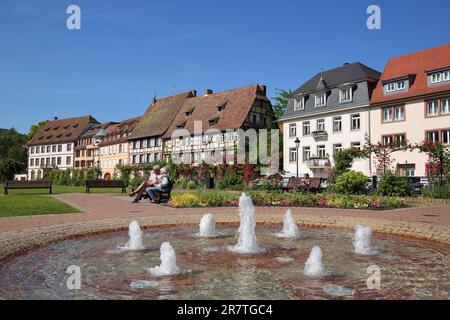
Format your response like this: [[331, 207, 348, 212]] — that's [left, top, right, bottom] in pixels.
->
[[28, 116, 99, 146], [163, 84, 268, 138], [99, 116, 141, 147], [371, 43, 450, 105]]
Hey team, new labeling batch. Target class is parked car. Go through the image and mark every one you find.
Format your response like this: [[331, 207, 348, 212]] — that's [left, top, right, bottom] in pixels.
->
[[407, 177, 425, 195]]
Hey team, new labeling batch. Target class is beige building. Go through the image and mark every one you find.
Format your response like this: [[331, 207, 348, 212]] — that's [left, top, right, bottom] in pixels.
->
[[98, 117, 140, 180], [370, 44, 450, 177]]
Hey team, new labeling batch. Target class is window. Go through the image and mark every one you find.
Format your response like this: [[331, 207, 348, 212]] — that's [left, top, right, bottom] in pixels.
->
[[383, 108, 393, 122], [315, 93, 326, 107], [58, 145, 62, 152], [52, 145, 56, 153], [317, 145, 326, 158], [30, 147, 35, 154], [333, 117, 342, 132], [382, 134, 406, 146], [443, 71, 450, 82], [302, 147, 311, 161], [289, 123, 297, 137], [303, 121, 310, 136], [351, 114, 360, 130], [442, 98, 450, 114], [51, 157, 56, 165], [67, 144, 72, 152], [427, 100, 439, 116], [57, 157, 61, 165], [294, 97, 305, 110], [30, 159, 34, 166], [442, 130, 450, 144], [431, 73, 442, 84], [426, 131, 439, 143], [385, 80, 407, 93], [317, 119, 325, 131], [394, 106, 405, 121], [132, 155, 137, 164], [351, 142, 361, 150], [142, 139, 147, 148], [209, 118, 219, 126], [36, 147, 40, 154], [333, 144, 342, 155], [46, 158, 50, 165], [46, 146, 51, 153], [339, 87, 352, 103], [66, 157, 71, 165]]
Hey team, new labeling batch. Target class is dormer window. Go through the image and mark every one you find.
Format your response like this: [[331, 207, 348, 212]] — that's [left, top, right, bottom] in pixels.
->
[[293, 97, 305, 110], [208, 118, 219, 126], [185, 108, 194, 116], [176, 122, 186, 129], [315, 93, 326, 107], [339, 87, 352, 103], [385, 79, 408, 94], [217, 102, 227, 112], [430, 69, 450, 85]]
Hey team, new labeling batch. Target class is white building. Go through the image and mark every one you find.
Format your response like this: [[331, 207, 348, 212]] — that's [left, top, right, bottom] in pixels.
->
[[279, 63, 381, 178]]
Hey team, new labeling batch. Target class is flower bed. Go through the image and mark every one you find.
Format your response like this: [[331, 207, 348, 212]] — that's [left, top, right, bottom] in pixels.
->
[[167, 190, 407, 210]]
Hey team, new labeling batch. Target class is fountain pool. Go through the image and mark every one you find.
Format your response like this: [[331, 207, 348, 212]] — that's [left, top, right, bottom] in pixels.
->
[[0, 225, 449, 300]]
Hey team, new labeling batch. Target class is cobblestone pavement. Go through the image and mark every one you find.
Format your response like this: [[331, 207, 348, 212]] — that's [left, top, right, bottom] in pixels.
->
[[0, 193, 449, 261]]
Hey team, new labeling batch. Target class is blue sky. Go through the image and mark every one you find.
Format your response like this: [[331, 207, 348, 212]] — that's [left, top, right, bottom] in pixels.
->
[[1, 0, 449, 134]]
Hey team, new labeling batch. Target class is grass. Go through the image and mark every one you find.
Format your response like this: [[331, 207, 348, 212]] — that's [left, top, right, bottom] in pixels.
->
[[0, 195, 81, 217], [0, 183, 125, 218], [0, 184, 126, 195]]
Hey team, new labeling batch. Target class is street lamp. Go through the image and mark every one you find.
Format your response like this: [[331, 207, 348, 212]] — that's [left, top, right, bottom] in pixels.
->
[[294, 137, 300, 178]]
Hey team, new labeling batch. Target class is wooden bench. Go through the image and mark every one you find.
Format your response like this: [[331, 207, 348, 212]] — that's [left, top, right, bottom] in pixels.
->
[[280, 177, 323, 193], [130, 180, 174, 203], [4, 180, 52, 195], [85, 180, 127, 194]]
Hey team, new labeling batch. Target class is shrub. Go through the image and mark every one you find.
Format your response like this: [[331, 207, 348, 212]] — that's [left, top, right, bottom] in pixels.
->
[[186, 180, 198, 190], [175, 177, 189, 189], [332, 171, 369, 195], [169, 193, 199, 208], [375, 171, 410, 197], [421, 183, 450, 199], [218, 172, 245, 190]]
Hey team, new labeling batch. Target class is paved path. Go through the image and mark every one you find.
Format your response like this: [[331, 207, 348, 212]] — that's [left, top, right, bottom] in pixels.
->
[[0, 193, 449, 232], [0, 194, 449, 261]]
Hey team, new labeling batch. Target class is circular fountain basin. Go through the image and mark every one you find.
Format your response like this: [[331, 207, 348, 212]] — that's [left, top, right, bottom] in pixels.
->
[[0, 225, 449, 300]]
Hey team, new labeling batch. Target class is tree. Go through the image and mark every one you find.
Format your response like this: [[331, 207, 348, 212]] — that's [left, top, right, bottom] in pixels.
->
[[363, 137, 411, 175], [271, 88, 291, 120], [28, 121, 47, 139], [0, 128, 28, 171], [330, 148, 368, 182], [413, 140, 449, 186], [0, 158, 22, 182]]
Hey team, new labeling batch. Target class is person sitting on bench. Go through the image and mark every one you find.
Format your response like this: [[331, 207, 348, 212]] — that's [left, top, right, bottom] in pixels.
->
[[145, 167, 170, 204], [303, 173, 311, 187], [130, 165, 161, 203]]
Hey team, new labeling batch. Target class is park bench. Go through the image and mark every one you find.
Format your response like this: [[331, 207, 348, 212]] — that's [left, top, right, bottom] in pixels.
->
[[130, 179, 174, 203], [280, 177, 324, 193], [85, 180, 127, 194], [3, 180, 52, 195]]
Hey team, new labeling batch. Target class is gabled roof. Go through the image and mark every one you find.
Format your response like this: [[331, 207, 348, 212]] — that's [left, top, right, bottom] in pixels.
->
[[99, 116, 140, 147], [371, 43, 450, 104], [127, 91, 195, 140], [163, 84, 269, 138], [79, 122, 116, 139], [28, 116, 99, 146], [292, 62, 381, 96]]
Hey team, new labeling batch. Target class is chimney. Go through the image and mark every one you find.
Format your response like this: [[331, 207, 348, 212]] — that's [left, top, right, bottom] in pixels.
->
[[259, 85, 267, 96], [53, 116, 58, 120], [204, 89, 213, 96], [343, 62, 350, 66]]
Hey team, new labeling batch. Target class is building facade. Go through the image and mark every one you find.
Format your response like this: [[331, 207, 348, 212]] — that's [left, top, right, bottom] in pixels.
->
[[279, 63, 381, 178], [98, 117, 140, 179], [370, 44, 450, 177], [164, 85, 273, 165], [27, 116, 99, 180]]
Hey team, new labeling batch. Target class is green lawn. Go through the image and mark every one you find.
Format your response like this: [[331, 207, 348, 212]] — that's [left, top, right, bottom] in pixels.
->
[[0, 195, 81, 217], [0, 184, 126, 195]]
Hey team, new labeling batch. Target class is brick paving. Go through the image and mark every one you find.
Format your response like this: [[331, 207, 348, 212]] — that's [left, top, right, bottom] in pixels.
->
[[0, 193, 449, 261]]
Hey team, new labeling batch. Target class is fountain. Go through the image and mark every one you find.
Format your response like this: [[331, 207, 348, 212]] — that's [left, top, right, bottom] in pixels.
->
[[304, 246, 325, 278], [198, 213, 216, 237], [148, 242, 181, 276], [275, 209, 300, 238], [354, 225, 378, 255], [229, 193, 261, 254], [119, 220, 145, 251]]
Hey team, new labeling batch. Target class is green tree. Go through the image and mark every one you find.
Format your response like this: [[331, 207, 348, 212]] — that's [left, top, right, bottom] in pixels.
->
[[0, 158, 22, 181], [0, 128, 28, 171], [271, 88, 291, 120], [330, 148, 368, 182], [28, 121, 47, 139]]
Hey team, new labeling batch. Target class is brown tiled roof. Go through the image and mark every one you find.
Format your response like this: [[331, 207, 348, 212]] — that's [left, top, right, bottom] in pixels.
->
[[371, 43, 450, 105], [99, 116, 141, 147], [28, 116, 99, 146], [163, 84, 269, 138], [128, 91, 195, 140]]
